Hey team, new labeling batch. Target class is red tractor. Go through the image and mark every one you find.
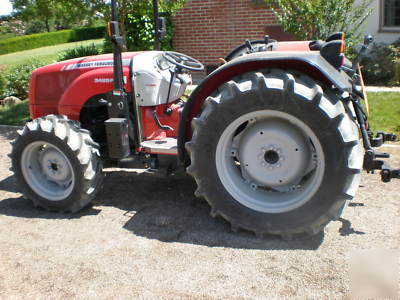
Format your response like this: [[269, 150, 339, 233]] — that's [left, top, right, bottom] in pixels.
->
[[10, 1, 399, 239]]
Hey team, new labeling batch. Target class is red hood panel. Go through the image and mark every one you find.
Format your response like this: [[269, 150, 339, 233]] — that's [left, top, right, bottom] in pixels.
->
[[29, 52, 143, 119]]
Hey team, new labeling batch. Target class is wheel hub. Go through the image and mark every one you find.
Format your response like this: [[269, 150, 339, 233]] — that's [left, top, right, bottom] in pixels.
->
[[21, 141, 75, 201], [40, 149, 71, 182], [264, 150, 280, 164], [239, 120, 310, 187], [216, 110, 325, 213]]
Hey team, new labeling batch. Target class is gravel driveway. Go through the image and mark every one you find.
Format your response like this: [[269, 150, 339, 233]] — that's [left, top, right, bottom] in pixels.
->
[[0, 127, 398, 299]]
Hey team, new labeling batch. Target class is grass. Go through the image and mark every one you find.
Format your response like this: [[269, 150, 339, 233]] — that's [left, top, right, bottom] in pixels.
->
[[367, 92, 400, 136], [0, 38, 104, 67], [0, 100, 29, 125], [0, 33, 16, 40]]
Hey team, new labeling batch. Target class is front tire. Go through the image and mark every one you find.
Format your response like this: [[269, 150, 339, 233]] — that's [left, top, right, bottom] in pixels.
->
[[186, 70, 363, 238], [11, 115, 103, 212]]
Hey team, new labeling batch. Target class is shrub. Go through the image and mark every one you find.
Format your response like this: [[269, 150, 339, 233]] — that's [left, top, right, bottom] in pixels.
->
[[57, 43, 101, 61], [264, 0, 372, 47], [0, 26, 106, 55], [25, 20, 48, 35], [69, 26, 106, 41], [0, 100, 30, 125], [0, 19, 26, 36], [3, 59, 46, 99], [361, 40, 400, 86], [0, 73, 7, 99]]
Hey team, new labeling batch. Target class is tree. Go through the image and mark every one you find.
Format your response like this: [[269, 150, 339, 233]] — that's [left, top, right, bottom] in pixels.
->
[[265, 0, 372, 45], [102, 0, 186, 52], [10, 0, 108, 32], [11, 0, 56, 32]]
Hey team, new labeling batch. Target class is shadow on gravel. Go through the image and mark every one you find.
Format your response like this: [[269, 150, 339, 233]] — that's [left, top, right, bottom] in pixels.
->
[[0, 196, 101, 219], [0, 175, 17, 193], [338, 218, 366, 236], [95, 170, 325, 250], [0, 173, 100, 219], [0, 168, 325, 250], [0, 127, 18, 141]]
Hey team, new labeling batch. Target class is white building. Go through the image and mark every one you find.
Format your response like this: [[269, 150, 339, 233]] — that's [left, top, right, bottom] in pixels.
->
[[362, 0, 400, 43]]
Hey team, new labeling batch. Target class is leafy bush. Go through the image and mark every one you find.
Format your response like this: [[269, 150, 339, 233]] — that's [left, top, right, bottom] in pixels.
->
[[0, 100, 30, 125], [361, 40, 400, 86], [25, 20, 48, 35], [57, 43, 101, 61], [3, 60, 46, 99], [0, 72, 7, 99], [0, 19, 26, 36], [0, 26, 106, 55], [264, 0, 372, 47], [69, 26, 106, 41]]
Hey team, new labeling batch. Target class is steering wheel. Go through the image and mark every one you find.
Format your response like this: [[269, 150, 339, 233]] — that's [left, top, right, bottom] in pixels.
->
[[163, 51, 204, 71]]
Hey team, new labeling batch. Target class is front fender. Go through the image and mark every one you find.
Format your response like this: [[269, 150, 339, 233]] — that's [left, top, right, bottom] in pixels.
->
[[178, 51, 352, 163]]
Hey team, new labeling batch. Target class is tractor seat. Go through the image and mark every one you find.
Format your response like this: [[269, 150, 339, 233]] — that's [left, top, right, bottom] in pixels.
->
[[309, 32, 345, 51]]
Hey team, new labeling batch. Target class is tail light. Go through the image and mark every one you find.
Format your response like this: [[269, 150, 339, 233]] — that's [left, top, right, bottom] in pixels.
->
[[107, 21, 120, 37], [107, 22, 112, 37]]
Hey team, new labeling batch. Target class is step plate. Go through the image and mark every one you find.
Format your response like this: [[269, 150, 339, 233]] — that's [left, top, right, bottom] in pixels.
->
[[141, 138, 178, 155]]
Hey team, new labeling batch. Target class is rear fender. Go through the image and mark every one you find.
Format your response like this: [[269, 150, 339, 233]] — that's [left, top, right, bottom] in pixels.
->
[[58, 67, 131, 120], [178, 51, 352, 163]]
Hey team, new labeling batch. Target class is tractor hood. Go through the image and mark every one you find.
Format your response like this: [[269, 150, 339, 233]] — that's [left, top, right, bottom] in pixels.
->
[[29, 52, 143, 119], [32, 52, 141, 76]]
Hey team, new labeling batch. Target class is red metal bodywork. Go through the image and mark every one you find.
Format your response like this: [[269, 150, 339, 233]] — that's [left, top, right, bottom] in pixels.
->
[[274, 41, 311, 51], [29, 52, 140, 120], [141, 102, 182, 140]]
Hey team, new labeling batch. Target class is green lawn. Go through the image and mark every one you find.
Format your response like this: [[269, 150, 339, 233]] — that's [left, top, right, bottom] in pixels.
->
[[0, 38, 104, 67], [368, 92, 400, 136]]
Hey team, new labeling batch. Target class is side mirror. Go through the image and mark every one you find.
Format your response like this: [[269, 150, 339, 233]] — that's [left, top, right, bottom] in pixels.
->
[[364, 35, 374, 46], [158, 17, 167, 39]]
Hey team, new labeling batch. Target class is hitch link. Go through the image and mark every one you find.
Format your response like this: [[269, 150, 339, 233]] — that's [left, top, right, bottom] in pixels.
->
[[368, 131, 397, 148], [363, 150, 400, 183], [381, 168, 400, 183]]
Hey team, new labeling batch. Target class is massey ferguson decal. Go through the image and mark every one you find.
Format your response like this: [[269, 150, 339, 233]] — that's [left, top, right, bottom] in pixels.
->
[[62, 59, 131, 71]]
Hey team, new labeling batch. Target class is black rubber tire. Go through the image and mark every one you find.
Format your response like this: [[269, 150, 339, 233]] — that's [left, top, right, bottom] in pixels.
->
[[11, 115, 103, 213], [185, 69, 363, 239]]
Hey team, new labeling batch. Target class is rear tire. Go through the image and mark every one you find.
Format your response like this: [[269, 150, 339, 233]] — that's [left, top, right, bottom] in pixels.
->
[[186, 69, 363, 238], [11, 115, 103, 212]]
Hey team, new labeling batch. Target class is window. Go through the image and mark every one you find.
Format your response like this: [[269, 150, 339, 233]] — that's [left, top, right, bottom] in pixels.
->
[[381, 0, 400, 30]]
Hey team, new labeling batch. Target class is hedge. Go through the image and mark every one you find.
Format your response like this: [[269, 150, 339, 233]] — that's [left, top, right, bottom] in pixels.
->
[[0, 26, 106, 55]]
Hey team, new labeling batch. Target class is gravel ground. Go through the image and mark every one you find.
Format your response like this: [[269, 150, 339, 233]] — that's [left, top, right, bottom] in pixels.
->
[[0, 127, 399, 299]]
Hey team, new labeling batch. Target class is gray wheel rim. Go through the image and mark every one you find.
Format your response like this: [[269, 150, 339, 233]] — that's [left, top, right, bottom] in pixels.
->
[[21, 141, 75, 201], [215, 110, 325, 213]]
